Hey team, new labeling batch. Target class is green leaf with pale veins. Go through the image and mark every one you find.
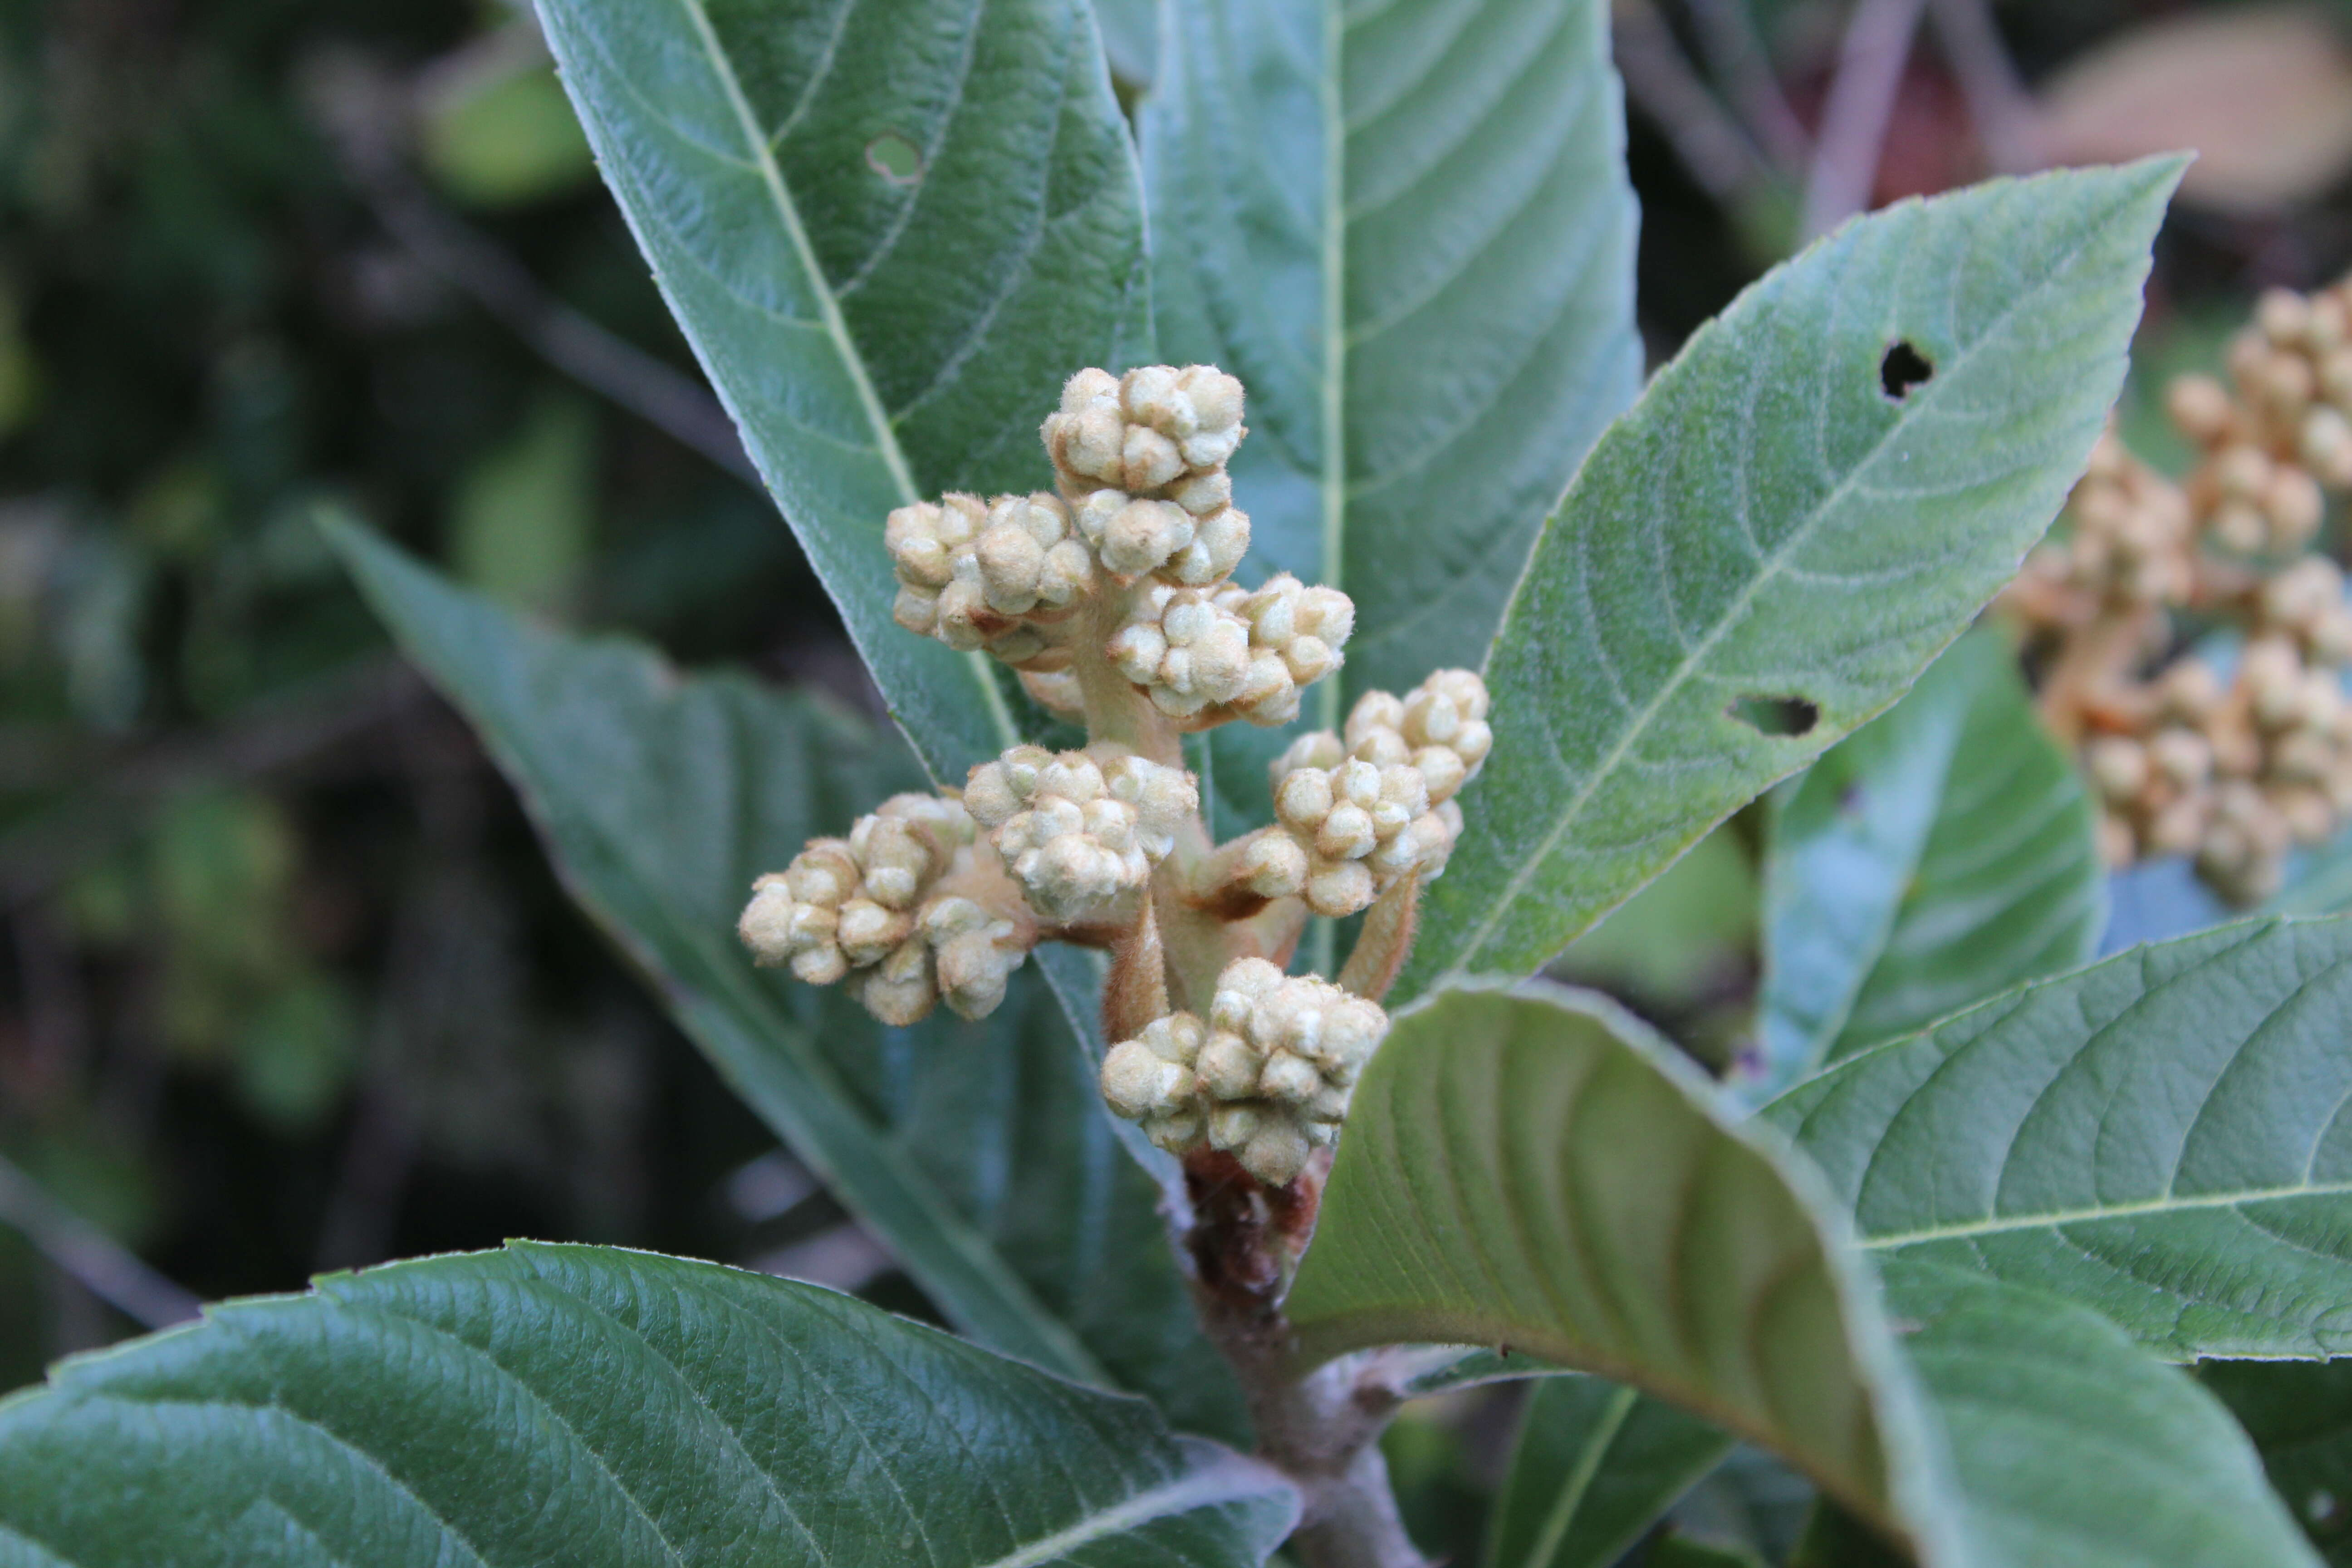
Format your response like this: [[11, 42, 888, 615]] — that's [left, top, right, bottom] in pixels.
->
[[1283, 983, 1965, 1562], [534, 0, 1147, 783], [1397, 160, 2181, 1003], [0, 1243, 1298, 1567], [328, 519, 1245, 1442], [1485, 1377, 1735, 1568], [1880, 1260, 2321, 1568], [1765, 916, 2352, 1362], [2205, 1359, 2352, 1563], [1143, 0, 1642, 826], [1748, 628, 2104, 1102]]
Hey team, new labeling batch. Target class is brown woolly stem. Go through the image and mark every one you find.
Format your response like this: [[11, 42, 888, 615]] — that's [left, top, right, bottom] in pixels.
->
[[1336, 875, 1420, 1002], [2038, 601, 2159, 745], [1072, 585, 1184, 767], [1102, 897, 1171, 1043], [1182, 1154, 1427, 1568], [1180, 826, 1297, 920]]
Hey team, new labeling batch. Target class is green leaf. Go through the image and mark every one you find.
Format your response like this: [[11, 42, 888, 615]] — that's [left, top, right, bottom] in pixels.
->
[[2205, 1359, 2352, 1563], [1749, 628, 2103, 1102], [1485, 1377, 1734, 1568], [1142, 0, 1641, 823], [1765, 916, 2352, 1361], [534, 0, 1147, 782], [1283, 983, 1963, 1559], [0, 1243, 1298, 1566], [1398, 160, 2182, 1003], [328, 519, 1246, 1441], [1880, 1260, 2321, 1568]]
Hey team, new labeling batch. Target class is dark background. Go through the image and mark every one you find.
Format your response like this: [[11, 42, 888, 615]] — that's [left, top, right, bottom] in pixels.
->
[[1, 0, 2347, 1461]]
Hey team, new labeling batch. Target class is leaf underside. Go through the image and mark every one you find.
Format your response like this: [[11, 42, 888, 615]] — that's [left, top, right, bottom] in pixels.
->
[[1768, 915, 2352, 1362], [1283, 983, 1953, 1554], [0, 1244, 1298, 1568], [1400, 159, 2182, 1003]]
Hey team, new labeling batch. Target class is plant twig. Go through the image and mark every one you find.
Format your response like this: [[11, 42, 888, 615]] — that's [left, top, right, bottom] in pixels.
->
[[0, 657, 423, 911], [0, 1153, 201, 1331], [301, 50, 755, 484], [1679, 0, 1813, 171], [1927, 0, 2040, 174], [1799, 0, 1927, 240], [1615, 0, 1779, 203]]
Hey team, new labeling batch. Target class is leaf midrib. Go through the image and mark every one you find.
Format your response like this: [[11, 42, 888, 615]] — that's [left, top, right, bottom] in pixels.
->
[[671, 0, 1018, 761], [1439, 189, 2116, 980], [1860, 1177, 2352, 1249], [1517, 1382, 1638, 1568], [1318, 0, 1347, 730]]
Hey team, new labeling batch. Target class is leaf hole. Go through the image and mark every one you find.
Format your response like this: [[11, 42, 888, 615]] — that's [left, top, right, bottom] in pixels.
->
[[1881, 339, 1934, 401], [1729, 695, 1819, 737], [865, 133, 922, 186]]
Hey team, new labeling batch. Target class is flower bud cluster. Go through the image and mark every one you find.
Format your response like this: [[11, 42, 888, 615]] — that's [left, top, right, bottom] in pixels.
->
[[1042, 366, 1254, 588], [1254, 671, 1491, 916], [1097, 958, 1388, 1185], [1106, 573, 1355, 728], [887, 492, 1092, 668], [2011, 434, 2195, 623], [2011, 274, 2352, 905], [963, 745, 1198, 923], [2083, 626, 2352, 903], [738, 794, 1032, 1025]]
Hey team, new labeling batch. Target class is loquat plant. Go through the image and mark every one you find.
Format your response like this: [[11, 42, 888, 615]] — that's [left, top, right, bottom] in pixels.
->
[[4, 3, 2351, 1568]]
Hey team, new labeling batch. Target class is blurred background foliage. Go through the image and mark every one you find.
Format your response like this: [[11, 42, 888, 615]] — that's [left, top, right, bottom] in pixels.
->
[[2, 0, 2351, 1558]]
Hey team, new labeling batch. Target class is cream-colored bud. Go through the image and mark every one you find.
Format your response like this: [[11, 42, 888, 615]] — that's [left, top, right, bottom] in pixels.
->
[[2266, 469, 2325, 548], [1102, 1040, 1189, 1118], [836, 898, 913, 965], [1123, 426, 1186, 492], [1240, 831, 1309, 897], [1236, 1122, 1310, 1185], [1142, 1012, 1206, 1066], [2150, 728, 2213, 789], [1059, 408, 1127, 485], [738, 881, 800, 964], [2159, 660, 2224, 723], [1415, 745, 1468, 804], [2260, 288, 2314, 347], [1276, 766, 1334, 830], [1317, 803, 1377, 861], [1273, 731, 1346, 784], [1347, 692, 1406, 750], [1178, 366, 1244, 432], [2215, 444, 2274, 500], [859, 937, 936, 1027], [1197, 1032, 1261, 1100], [2278, 784, 2336, 845], [1121, 365, 1189, 433], [976, 523, 1044, 613], [1307, 859, 1377, 916], [1259, 1051, 1322, 1104], [2084, 736, 2148, 803], [2302, 407, 2352, 487], [2212, 501, 2269, 555], [2167, 374, 2234, 444]]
